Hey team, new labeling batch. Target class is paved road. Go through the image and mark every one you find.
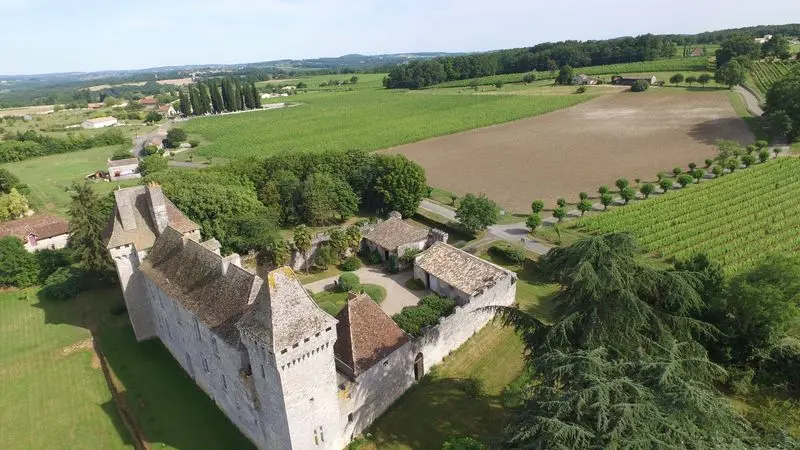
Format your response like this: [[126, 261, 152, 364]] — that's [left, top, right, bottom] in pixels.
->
[[734, 85, 763, 116], [418, 200, 552, 256], [132, 124, 169, 157], [303, 266, 423, 316]]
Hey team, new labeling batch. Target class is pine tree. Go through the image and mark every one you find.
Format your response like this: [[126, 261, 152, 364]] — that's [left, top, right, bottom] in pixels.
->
[[208, 81, 224, 113], [67, 182, 113, 276], [252, 82, 262, 108], [178, 90, 192, 116]]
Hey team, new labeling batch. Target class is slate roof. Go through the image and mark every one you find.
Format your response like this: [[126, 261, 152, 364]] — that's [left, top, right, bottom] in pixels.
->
[[108, 158, 139, 168], [140, 227, 260, 344], [363, 216, 428, 251], [103, 185, 199, 250], [0, 214, 69, 240], [415, 242, 513, 296], [238, 267, 337, 352], [334, 292, 408, 377]]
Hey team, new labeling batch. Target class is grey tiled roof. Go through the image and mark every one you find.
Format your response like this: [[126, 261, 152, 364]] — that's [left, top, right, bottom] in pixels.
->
[[363, 216, 428, 251], [107, 158, 139, 168], [415, 242, 514, 296], [140, 227, 259, 344], [238, 267, 337, 352], [103, 185, 199, 250]]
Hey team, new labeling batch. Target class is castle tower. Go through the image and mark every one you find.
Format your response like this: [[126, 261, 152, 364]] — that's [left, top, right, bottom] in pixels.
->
[[238, 268, 342, 450], [103, 185, 200, 341]]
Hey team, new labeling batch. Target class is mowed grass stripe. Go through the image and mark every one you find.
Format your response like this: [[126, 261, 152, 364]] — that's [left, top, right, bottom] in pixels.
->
[[183, 89, 590, 159]]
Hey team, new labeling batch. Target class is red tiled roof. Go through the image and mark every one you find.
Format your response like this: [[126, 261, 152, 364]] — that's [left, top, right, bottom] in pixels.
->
[[139, 97, 158, 105], [334, 292, 408, 377], [0, 214, 69, 240]]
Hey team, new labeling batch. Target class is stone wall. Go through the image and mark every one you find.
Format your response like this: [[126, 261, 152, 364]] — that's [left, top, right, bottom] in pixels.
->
[[339, 274, 517, 441], [25, 233, 69, 252], [111, 245, 156, 341], [143, 275, 272, 448]]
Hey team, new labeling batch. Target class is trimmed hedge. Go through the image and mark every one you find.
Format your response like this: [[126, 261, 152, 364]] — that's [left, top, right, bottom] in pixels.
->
[[488, 242, 525, 264], [339, 272, 360, 292], [340, 256, 362, 271], [393, 294, 456, 336]]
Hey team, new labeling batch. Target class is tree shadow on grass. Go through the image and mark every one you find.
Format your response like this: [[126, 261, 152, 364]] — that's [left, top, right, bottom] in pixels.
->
[[365, 377, 508, 449], [687, 117, 757, 146]]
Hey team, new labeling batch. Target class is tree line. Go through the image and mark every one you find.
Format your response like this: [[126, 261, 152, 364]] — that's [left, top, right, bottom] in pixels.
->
[[177, 77, 262, 116], [383, 34, 678, 89], [0, 128, 128, 163]]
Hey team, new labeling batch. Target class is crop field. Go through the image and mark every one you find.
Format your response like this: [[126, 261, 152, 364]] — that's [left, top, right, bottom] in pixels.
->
[[577, 158, 800, 274], [0, 145, 140, 214], [0, 289, 131, 449], [435, 57, 711, 88], [750, 60, 798, 94], [181, 89, 593, 159], [385, 90, 753, 212], [257, 73, 386, 91]]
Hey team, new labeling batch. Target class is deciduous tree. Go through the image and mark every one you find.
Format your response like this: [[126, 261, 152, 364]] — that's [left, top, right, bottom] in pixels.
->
[[614, 178, 629, 191], [677, 174, 694, 187], [373, 155, 427, 218], [764, 68, 800, 142], [600, 193, 613, 210], [620, 186, 636, 204], [577, 199, 592, 216], [456, 193, 500, 234], [293, 225, 312, 272], [0, 236, 38, 287], [640, 182, 655, 198], [526, 213, 542, 233], [659, 178, 673, 192], [552, 207, 566, 222], [669, 73, 684, 85]]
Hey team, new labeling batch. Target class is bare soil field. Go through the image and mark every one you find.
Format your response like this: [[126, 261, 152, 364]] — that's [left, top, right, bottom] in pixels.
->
[[384, 91, 753, 212], [0, 104, 55, 116], [87, 78, 193, 91]]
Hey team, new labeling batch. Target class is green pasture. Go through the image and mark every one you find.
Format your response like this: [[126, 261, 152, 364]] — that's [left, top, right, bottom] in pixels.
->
[[257, 73, 386, 92], [182, 89, 592, 159], [0, 145, 140, 215], [434, 57, 712, 88], [0, 289, 132, 449]]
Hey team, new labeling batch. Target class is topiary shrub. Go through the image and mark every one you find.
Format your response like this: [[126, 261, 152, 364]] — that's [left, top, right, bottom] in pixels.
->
[[393, 305, 439, 336], [361, 284, 386, 303], [340, 256, 362, 271], [338, 272, 360, 292], [40, 266, 85, 301], [630, 79, 649, 92]]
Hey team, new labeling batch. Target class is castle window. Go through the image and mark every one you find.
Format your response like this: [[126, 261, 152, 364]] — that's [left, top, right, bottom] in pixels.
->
[[222, 374, 227, 390], [383, 360, 389, 367], [211, 337, 218, 355], [260, 364, 265, 378], [313, 429, 319, 446], [174, 303, 181, 325], [320, 426, 325, 443], [348, 413, 353, 423], [194, 318, 201, 340], [202, 357, 209, 373], [292, 343, 299, 349], [304, 337, 310, 343]]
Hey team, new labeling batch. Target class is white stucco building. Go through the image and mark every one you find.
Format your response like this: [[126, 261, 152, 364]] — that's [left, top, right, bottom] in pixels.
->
[[108, 158, 141, 181], [362, 211, 447, 271], [105, 186, 517, 450], [81, 116, 118, 129]]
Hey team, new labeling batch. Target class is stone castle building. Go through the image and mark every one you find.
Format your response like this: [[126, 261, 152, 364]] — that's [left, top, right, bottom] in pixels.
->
[[104, 186, 517, 450]]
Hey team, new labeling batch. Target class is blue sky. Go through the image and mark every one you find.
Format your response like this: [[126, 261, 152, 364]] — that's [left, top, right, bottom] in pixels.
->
[[2, 0, 798, 74]]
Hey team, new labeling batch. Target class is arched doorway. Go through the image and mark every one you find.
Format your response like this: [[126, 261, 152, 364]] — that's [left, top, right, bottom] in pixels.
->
[[413, 353, 424, 381]]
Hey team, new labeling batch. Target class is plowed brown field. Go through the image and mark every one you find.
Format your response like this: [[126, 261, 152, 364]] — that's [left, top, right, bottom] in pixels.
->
[[384, 91, 753, 211]]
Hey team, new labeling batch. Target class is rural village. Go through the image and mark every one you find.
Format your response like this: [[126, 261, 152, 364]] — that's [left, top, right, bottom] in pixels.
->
[[2, 12, 800, 450]]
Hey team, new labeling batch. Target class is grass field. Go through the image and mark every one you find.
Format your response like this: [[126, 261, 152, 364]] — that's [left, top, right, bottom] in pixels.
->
[[577, 158, 800, 274], [0, 145, 140, 214], [257, 73, 386, 92], [0, 288, 132, 449], [312, 283, 386, 315], [182, 89, 592, 159], [435, 57, 712, 88], [361, 251, 558, 449]]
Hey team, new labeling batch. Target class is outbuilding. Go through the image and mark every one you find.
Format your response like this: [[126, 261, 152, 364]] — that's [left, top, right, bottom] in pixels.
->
[[81, 116, 118, 129], [362, 211, 446, 271], [0, 214, 69, 252], [108, 158, 141, 181]]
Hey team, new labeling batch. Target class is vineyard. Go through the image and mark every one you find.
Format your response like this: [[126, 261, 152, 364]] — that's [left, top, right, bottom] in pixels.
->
[[577, 158, 800, 274], [750, 60, 798, 94]]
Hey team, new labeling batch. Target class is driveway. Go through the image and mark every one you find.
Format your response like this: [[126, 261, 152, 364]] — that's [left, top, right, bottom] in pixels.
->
[[303, 266, 423, 316]]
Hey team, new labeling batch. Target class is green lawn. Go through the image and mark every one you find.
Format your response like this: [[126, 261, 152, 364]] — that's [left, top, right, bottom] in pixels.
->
[[0, 288, 132, 449], [361, 250, 559, 449], [1, 145, 141, 214], [257, 73, 387, 92], [313, 283, 386, 316], [181, 89, 591, 159]]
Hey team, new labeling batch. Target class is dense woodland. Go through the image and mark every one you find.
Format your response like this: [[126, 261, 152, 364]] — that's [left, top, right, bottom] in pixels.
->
[[0, 128, 128, 163]]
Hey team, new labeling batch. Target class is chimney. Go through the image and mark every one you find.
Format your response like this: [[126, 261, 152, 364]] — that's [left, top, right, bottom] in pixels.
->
[[427, 228, 448, 246], [146, 183, 169, 234], [114, 189, 137, 231], [221, 253, 242, 275]]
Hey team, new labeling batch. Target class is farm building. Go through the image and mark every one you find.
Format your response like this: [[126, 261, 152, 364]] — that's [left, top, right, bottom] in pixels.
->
[[755, 34, 773, 44], [611, 75, 657, 86], [362, 211, 447, 270], [87, 102, 104, 109], [0, 214, 69, 252], [81, 116, 118, 129], [573, 74, 599, 85], [108, 158, 140, 181], [139, 97, 159, 108], [158, 104, 177, 117]]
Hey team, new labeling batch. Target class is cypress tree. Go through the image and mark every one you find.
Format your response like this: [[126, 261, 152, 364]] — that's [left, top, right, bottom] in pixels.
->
[[243, 83, 255, 109], [188, 87, 202, 116], [178, 90, 191, 116], [221, 78, 235, 111], [209, 81, 224, 113], [231, 79, 242, 110], [252, 82, 262, 108], [197, 83, 212, 114]]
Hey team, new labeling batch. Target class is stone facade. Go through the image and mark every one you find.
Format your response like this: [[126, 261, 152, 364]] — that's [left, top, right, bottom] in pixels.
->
[[106, 186, 518, 450]]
